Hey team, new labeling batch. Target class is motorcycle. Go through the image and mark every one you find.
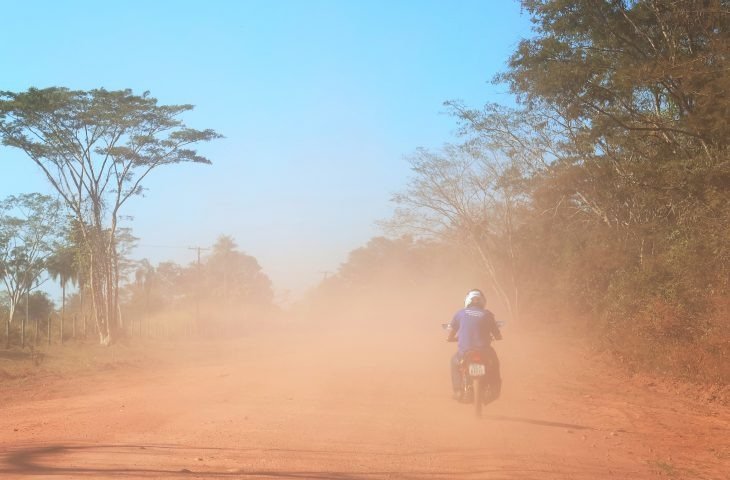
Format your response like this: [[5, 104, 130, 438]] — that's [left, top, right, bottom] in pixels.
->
[[443, 321, 503, 417]]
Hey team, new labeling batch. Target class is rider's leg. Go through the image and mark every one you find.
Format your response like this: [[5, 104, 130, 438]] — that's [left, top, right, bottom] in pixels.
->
[[484, 345, 501, 403], [450, 352, 462, 396]]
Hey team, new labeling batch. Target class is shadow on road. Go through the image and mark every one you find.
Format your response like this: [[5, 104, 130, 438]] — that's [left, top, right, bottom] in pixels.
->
[[0, 443, 565, 479], [486, 415, 594, 431]]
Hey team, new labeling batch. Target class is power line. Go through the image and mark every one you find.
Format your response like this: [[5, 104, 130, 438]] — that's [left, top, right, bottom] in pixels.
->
[[136, 243, 193, 250], [188, 246, 211, 265]]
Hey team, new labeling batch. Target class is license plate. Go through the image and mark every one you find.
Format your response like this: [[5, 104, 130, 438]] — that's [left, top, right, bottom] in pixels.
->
[[468, 363, 486, 376]]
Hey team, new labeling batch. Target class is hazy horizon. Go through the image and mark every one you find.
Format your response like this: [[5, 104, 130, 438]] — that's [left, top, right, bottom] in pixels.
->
[[0, 1, 532, 300]]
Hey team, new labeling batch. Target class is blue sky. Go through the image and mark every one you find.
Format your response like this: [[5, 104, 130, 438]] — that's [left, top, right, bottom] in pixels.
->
[[0, 0, 532, 299]]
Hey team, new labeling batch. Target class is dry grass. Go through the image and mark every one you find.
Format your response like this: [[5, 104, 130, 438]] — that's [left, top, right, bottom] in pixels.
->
[[0, 340, 159, 383]]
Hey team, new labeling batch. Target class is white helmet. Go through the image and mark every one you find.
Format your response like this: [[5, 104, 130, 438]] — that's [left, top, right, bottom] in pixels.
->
[[464, 289, 485, 308]]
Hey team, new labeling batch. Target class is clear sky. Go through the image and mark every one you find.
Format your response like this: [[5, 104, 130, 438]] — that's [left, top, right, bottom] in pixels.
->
[[0, 0, 532, 300]]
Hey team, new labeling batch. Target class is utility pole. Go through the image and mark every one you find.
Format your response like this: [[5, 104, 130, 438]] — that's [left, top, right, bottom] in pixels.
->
[[188, 246, 210, 335]]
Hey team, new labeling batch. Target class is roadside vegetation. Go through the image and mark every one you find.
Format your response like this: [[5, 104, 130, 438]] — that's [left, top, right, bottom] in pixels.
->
[[0, 90, 274, 362], [1, 1, 728, 388], [313, 1, 729, 386]]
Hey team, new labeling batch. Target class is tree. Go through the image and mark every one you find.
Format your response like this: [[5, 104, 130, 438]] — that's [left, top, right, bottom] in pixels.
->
[[503, 1, 729, 304], [204, 236, 274, 307], [386, 144, 527, 321], [506, 0, 729, 151], [502, 1, 729, 231], [46, 243, 78, 343], [0, 193, 63, 348], [19, 291, 55, 346], [337, 236, 420, 288], [112, 227, 138, 332], [0, 88, 221, 344], [134, 258, 157, 312], [455, 0, 730, 379], [121, 239, 273, 338]]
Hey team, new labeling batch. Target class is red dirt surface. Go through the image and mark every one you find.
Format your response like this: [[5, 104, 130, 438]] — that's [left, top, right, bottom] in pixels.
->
[[1, 321, 728, 479]]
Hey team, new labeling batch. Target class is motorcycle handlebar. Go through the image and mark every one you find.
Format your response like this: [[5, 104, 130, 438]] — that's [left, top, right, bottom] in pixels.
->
[[442, 321, 506, 329]]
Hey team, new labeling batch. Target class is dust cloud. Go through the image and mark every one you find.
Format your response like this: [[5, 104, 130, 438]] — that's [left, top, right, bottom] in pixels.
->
[[2, 238, 728, 479]]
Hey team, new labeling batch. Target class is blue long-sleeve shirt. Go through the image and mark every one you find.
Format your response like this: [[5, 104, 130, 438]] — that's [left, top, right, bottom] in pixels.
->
[[450, 306, 501, 353]]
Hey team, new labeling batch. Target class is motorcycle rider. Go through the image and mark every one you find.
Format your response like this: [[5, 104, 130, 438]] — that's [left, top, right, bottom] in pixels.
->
[[447, 289, 502, 403]]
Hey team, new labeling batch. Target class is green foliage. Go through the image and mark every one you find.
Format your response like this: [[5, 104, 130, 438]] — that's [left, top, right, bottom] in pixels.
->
[[0, 88, 221, 181], [497, 0, 730, 381], [0, 87, 221, 344], [386, 143, 529, 321], [307, 235, 485, 323], [329, 236, 456, 292], [204, 235, 274, 305], [122, 235, 275, 337], [45, 243, 78, 291], [509, 0, 729, 143], [19, 291, 55, 322], [383, 0, 729, 382], [0, 193, 63, 325]]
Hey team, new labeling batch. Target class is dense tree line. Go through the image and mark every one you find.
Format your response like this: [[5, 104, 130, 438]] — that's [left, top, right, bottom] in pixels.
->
[[1, 224, 275, 346], [325, 1, 729, 382], [499, 0, 728, 381], [122, 235, 275, 338], [303, 236, 486, 329]]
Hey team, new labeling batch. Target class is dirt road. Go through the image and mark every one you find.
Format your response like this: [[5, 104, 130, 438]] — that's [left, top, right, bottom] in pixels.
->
[[1, 321, 727, 479]]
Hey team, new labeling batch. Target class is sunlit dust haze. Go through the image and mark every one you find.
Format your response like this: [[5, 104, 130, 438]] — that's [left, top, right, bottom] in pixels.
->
[[0, 0, 532, 299], [1, 1, 728, 479]]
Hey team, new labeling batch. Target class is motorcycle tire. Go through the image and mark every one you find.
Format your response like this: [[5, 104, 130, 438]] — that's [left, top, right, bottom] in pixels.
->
[[473, 377, 483, 417]]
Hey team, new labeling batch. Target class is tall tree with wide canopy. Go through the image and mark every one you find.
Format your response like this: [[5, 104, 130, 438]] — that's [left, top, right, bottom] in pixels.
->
[[462, 0, 729, 375], [500, 0, 730, 235], [0, 88, 221, 344], [507, 0, 729, 148], [386, 144, 528, 322]]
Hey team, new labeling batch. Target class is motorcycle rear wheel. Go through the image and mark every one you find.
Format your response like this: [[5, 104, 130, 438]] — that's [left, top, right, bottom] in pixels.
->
[[473, 377, 483, 417]]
